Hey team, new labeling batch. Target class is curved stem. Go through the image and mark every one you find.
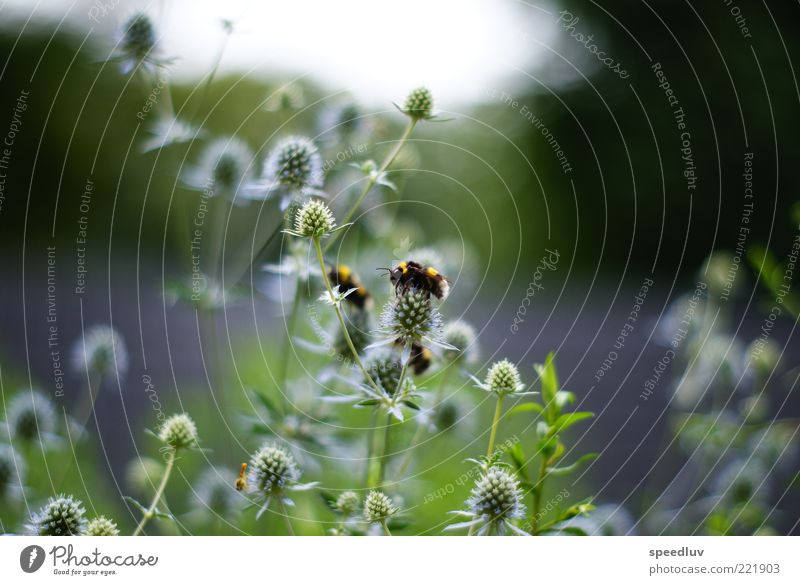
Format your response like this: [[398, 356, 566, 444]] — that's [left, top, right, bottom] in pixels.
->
[[312, 237, 382, 395], [381, 519, 393, 536], [324, 118, 417, 252], [363, 406, 379, 486], [132, 448, 176, 536], [486, 394, 505, 459]]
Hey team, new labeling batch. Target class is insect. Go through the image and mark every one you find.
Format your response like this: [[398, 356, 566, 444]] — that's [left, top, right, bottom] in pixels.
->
[[409, 342, 433, 375], [328, 264, 372, 310], [235, 462, 248, 492], [387, 261, 450, 300]]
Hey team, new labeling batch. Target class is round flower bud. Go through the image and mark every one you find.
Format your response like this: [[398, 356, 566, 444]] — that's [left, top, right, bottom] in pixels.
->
[[335, 490, 360, 516], [121, 13, 157, 63], [0, 444, 24, 501], [365, 351, 403, 396], [158, 413, 199, 450], [248, 444, 300, 497], [28, 494, 87, 536], [7, 390, 57, 442], [380, 289, 443, 345], [363, 490, 396, 524], [484, 359, 522, 395], [71, 324, 128, 378], [200, 137, 253, 193], [293, 199, 336, 238], [265, 136, 322, 190], [125, 456, 163, 496], [403, 87, 434, 120], [747, 338, 780, 377], [86, 516, 119, 536], [468, 467, 525, 522], [443, 320, 478, 364]]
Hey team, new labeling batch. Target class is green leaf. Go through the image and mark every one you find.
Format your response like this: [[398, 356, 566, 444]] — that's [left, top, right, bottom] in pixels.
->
[[508, 443, 529, 478], [123, 496, 148, 514], [554, 391, 575, 411], [553, 411, 594, 433], [535, 421, 550, 439], [402, 400, 421, 410], [534, 352, 560, 423], [546, 453, 599, 476], [508, 402, 544, 417], [356, 399, 381, 406]]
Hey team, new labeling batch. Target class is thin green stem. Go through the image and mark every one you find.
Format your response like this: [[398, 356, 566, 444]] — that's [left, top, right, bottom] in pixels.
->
[[132, 448, 176, 536], [381, 519, 393, 536], [363, 406, 379, 486], [486, 394, 505, 459], [324, 118, 417, 252], [312, 237, 382, 395], [375, 342, 411, 486], [274, 276, 303, 414], [531, 456, 548, 534], [393, 366, 453, 480]]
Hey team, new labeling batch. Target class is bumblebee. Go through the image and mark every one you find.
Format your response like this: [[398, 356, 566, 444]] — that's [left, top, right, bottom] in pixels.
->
[[388, 261, 450, 300], [328, 264, 373, 310], [409, 342, 433, 375]]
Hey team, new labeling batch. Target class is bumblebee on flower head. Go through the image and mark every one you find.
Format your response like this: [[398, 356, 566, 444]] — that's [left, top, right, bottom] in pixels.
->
[[327, 264, 373, 310], [388, 261, 450, 300]]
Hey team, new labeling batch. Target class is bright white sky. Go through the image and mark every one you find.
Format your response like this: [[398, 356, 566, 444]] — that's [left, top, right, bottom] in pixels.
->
[[5, 0, 560, 107]]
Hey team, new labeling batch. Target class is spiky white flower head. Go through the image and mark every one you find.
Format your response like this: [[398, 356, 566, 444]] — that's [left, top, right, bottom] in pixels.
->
[[116, 12, 170, 74], [318, 100, 372, 145], [447, 467, 527, 535], [125, 457, 163, 496], [402, 87, 434, 120], [28, 494, 87, 536], [185, 137, 254, 199], [363, 490, 396, 524], [264, 136, 323, 191], [248, 443, 300, 498], [195, 467, 241, 519], [291, 199, 336, 238], [0, 444, 24, 501], [71, 325, 128, 379], [7, 390, 57, 442], [335, 490, 360, 516], [86, 516, 119, 536], [158, 413, 199, 450], [676, 335, 744, 408], [247, 443, 317, 518], [376, 290, 446, 348], [443, 320, 478, 364], [471, 359, 529, 397]]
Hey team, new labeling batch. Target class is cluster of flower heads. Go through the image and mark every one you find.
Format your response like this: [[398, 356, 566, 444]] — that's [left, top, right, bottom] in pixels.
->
[[26, 494, 119, 536]]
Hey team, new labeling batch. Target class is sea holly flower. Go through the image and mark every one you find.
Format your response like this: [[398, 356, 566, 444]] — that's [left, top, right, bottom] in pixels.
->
[[114, 12, 172, 75], [472, 359, 534, 397], [27, 494, 88, 536], [363, 490, 397, 528], [71, 324, 128, 379], [446, 466, 528, 536], [247, 443, 318, 519], [336, 490, 360, 517], [158, 413, 199, 450], [370, 289, 453, 351], [86, 516, 120, 536], [250, 136, 326, 208], [283, 199, 349, 239], [6, 391, 58, 444], [183, 137, 256, 201], [396, 86, 448, 122], [442, 320, 479, 365]]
